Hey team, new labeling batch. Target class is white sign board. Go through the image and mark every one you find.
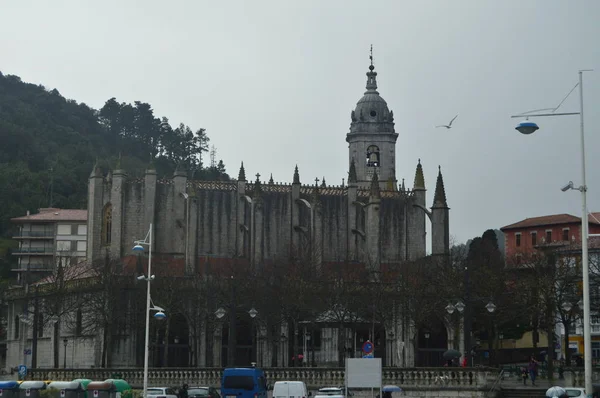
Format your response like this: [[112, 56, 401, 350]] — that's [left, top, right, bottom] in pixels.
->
[[345, 358, 382, 388]]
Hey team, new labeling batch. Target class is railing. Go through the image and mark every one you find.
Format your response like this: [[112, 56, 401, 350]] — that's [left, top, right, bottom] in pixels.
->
[[14, 231, 54, 238], [12, 248, 54, 254], [27, 367, 499, 390]]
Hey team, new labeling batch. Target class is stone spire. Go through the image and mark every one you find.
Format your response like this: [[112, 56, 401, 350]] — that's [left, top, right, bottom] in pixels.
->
[[90, 158, 102, 178], [348, 159, 357, 184], [268, 173, 274, 184], [366, 45, 378, 92], [321, 177, 326, 188], [386, 176, 395, 191], [293, 165, 300, 184], [370, 171, 380, 198], [401, 178, 406, 192], [238, 162, 246, 181], [433, 166, 448, 207], [413, 159, 425, 190]]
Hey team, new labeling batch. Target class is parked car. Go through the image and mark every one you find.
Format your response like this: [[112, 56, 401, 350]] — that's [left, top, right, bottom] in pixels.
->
[[272, 381, 310, 398], [221, 367, 268, 398], [315, 387, 345, 398], [188, 386, 221, 398], [147, 387, 178, 398]]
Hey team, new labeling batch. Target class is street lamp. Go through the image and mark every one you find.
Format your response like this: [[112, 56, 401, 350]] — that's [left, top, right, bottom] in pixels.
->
[[133, 224, 163, 398], [63, 339, 68, 369], [511, 69, 594, 396], [248, 308, 258, 364]]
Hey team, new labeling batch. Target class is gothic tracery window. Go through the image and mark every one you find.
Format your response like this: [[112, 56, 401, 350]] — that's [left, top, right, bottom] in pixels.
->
[[366, 145, 380, 167], [102, 204, 112, 246]]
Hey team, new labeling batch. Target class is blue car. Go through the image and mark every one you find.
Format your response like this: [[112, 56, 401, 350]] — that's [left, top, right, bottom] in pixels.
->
[[221, 367, 268, 398]]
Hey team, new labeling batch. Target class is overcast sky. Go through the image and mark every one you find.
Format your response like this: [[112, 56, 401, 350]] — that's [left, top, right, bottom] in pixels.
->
[[1, 0, 599, 247]]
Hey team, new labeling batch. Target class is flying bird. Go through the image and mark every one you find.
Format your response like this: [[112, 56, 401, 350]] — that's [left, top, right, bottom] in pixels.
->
[[436, 114, 458, 129]]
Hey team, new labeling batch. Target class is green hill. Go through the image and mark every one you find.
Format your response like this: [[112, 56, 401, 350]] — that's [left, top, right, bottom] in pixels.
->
[[0, 71, 229, 240]]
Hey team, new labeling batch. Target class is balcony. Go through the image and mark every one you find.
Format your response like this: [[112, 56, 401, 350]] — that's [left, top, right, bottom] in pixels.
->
[[11, 263, 54, 272], [13, 231, 54, 239], [12, 247, 54, 255]]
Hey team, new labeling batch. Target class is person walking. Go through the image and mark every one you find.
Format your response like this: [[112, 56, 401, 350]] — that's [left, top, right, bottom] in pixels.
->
[[528, 357, 539, 386], [179, 384, 189, 398]]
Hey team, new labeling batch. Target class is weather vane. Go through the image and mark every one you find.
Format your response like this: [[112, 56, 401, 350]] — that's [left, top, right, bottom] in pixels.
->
[[369, 44, 373, 66]]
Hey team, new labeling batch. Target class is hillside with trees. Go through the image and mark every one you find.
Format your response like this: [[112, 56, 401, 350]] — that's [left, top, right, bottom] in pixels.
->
[[0, 71, 230, 262]]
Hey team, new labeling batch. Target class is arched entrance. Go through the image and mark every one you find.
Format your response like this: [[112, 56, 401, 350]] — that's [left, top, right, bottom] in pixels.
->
[[416, 319, 448, 367], [220, 314, 254, 366], [152, 313, 190, 367]]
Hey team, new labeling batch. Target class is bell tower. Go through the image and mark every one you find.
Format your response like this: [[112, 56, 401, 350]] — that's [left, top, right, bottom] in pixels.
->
[[346, 48, 398, 190]]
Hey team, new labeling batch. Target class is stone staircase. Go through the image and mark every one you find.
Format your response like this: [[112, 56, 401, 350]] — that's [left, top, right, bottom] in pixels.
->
[[501, 388, 548, 398]]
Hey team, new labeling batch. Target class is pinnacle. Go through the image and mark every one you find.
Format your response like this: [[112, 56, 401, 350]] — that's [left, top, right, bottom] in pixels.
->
[[238, 162, 246, 181], [269, 173, 274, 184], [293, 165, 300, 184], [434, 166, 448, 207], [413, 159, 425, 190], [348, 159, 357, 184], [370, 171, 380, 198]]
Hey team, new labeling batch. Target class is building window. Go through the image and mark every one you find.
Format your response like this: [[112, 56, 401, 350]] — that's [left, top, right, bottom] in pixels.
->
[[57, 224, 71, 235], [516, 233, 521, 247], [77, 241, 87, 252], [366, 145, 380, 167], [531, 232, 537, 246], [77, 225, 87, 235], [546, 230, 552, 243], [102, 204, 112, 246], [563, 229, 570, 241], [56, 241, 71, 252], [14, 316, 19, 339]]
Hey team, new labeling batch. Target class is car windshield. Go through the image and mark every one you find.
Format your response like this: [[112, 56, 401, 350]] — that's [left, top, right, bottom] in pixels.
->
[[188, 388, 209, 397], [319, 389, 343, 395], [147, 389, 164, 395], [223, 376, 255, 390], [566, 390, 584, 397]]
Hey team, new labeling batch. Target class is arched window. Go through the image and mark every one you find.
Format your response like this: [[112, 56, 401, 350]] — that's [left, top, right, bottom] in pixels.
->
[[14, 315, 19, 339], [102, 204, 112, 245], [366, 145, 380, 167]]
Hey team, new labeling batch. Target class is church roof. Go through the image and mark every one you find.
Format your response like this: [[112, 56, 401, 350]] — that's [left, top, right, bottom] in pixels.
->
[[187, 180, 408, 198]]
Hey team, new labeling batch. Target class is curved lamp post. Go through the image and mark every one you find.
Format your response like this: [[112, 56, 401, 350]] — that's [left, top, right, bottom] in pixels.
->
[[134, 224, 166, 398], [511, 69, 593, 396]]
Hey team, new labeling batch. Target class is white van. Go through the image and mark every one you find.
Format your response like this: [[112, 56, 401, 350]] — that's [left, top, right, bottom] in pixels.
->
[[272, 381, 311, 398]]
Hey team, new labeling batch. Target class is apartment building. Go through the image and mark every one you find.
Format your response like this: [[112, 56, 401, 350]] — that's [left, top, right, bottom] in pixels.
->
[[11, 208, 88, 283]]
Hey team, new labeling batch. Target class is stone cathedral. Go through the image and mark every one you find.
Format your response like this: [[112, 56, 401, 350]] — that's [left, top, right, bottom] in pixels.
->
[[84, 60, 451, 368]]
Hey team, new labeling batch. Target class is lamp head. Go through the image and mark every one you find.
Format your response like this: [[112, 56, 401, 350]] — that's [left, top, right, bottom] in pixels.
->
[[215, 307, 226, 319], [153, 311, 167, 320], [133, 244, 145, 252], [248, 307, 258, 318], [445, 303, 455, 315], [515, 120, 539, 135], [485, 301, 497, 313], [136, 275, 146, 281]]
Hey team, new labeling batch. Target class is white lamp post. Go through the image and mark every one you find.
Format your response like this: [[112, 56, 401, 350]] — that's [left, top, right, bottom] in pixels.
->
[[134, 224, 166, 398], [511, 69, 593, 395]]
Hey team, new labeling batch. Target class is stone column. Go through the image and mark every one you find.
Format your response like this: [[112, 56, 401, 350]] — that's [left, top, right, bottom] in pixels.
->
[[110, 168, 126, 259]]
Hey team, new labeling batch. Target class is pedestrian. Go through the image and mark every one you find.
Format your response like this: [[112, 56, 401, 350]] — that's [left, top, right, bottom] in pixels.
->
[[521, 367, 528, 385], [528, 356, 538, 386], [179, 384, 189, 398]]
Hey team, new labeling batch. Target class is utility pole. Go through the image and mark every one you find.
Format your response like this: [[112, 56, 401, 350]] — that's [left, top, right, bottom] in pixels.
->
[[228, 276, 236, 366], [31, 285, 39, 369]]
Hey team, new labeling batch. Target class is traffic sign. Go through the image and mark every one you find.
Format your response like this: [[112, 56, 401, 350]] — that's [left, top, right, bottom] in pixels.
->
[[18, 365, 27, 378], [23, 349, 31, 355], [363, 353, 374, 358], [362, 340, 374, 354]]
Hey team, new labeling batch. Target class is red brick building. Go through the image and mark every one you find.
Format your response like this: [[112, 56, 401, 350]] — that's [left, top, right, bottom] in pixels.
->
[[501, 213, 600, 261]]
